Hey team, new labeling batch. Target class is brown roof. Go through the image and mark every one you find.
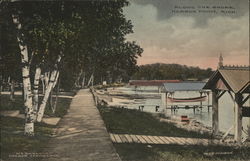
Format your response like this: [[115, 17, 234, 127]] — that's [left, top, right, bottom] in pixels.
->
[[203, 68, 250, 93]]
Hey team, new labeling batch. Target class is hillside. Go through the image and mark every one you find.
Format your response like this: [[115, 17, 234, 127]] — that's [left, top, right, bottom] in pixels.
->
[[132, 63, 214, 81]]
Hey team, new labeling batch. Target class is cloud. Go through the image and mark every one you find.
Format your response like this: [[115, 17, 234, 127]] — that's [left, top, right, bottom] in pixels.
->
[[124, 2, 249, 69], [132, 0, 249, 24]]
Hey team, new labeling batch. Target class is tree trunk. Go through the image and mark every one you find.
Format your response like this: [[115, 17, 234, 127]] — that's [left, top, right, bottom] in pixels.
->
[[92, 75, 94, 87], [37, 70, 59, 122], [33, 67, 41, 119], [36, 56, 61, 122], [41, 75, 45, 94], [12, 14, 34, 136], [52, 77, 60, 114], [49, 89, 53, 111], [10, 79, 15, 101], [81, 72, 85, 88], [53, 71, 60, 89], [44, 72, 50, 91], [50, 71, 60, 113], [0, 75, 2, 94], [87, 73, 93, 87], [74, 69, 83, 88]]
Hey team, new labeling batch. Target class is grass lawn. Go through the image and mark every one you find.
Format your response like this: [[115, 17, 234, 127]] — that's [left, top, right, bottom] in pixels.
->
[[0, 116, 55, 160], [1, 94, 72, 117], [98, 105, 250, 161], [98, 105, 210, 138], [0, 93, 73, 160], [114, 144, 250, 161]]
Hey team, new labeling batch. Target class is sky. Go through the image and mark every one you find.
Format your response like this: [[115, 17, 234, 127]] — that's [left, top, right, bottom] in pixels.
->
[[124, 0, 249, 69]]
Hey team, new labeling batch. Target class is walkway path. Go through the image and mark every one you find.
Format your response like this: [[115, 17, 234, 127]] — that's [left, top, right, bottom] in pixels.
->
[[110, 133, 231, 146], [43, 89, 121, 161]]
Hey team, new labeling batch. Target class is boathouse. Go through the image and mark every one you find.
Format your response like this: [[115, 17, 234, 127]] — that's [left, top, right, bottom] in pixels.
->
[[203, 66, 250, 143], [163, 81, 206, 93], [129, 80, 180, 92], [163, 81, 209, 113], [129, 80, 180, 86]]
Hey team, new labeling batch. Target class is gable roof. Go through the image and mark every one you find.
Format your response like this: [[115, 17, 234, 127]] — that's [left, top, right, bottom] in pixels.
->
[[163, 82, 206, 92], [203, 68, 250, 93]]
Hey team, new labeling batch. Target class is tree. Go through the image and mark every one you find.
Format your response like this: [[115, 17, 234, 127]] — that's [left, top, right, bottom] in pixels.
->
[[2, 1, 75, 134], [1, 0, 142, 135]]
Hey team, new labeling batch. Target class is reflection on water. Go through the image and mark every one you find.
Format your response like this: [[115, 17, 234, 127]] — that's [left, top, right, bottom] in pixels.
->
[[115, 86, 250, 135]]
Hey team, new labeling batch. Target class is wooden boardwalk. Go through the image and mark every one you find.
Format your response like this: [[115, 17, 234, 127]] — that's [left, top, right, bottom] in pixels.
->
[[42, 89, 121, 161], [110, 133, 224, 146]]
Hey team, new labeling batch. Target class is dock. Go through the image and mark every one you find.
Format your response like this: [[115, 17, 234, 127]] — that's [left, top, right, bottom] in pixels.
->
[[109, 133, 227, 146]]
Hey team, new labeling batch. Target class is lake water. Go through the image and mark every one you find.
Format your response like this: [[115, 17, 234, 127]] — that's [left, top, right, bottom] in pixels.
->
[[113, 86, 250, 137]]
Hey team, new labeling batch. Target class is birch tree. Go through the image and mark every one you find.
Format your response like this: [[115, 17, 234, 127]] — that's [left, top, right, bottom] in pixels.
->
[[12, 14, 35, 136], [37, 55, 61, 122], [32, 66, 41, 119]]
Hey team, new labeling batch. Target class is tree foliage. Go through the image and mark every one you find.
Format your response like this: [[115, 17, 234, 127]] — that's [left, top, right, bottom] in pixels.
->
[[0, 1, 142, 134], [132, 63, 213, 81], [1, 1, 143, 89]]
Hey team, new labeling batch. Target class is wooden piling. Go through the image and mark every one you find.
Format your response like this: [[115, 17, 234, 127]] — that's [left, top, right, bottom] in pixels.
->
[[212, 90, 219, 135], [207, 92, 210, 112], [234, 93, 243, 143], [161, 92, 166, 112], [141, 106, 144, 111], [165, 92, 168, 115], [200, 92, 203, 112]]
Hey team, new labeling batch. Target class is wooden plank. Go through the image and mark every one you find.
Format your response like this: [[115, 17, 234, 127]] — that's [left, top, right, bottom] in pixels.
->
[[173, 137, 185, 145], [196, 139, 206, 145], [124, 134, 133, 143], [151, 136, 160, 144], [130, 135, 141, 143], [193, 139, 201, 145], [136, 135, 149, 144], [201, 139, 209, 145], [146, 136, 159, 144], [161, 136, 174, 144], [113, 134, 122, 143], [184, 138, 195, 145], [158, 136, 171, 144], [110, 133, 116, 142], [212, 139, 221, 145], [137, 135, 148, 143], [178, 137, 188, 145], [197, 139, 207, 145], [110, 134, 223, 146], [185, 138, 196, 145], [167, 137, 178, 144], [140, 135, 149, 144], [153, 136, 165, 144], [119, 134, 128, 143]]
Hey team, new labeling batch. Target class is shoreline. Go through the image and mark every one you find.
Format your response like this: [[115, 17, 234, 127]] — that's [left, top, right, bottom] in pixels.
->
[[92, 87, 249, 145]]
